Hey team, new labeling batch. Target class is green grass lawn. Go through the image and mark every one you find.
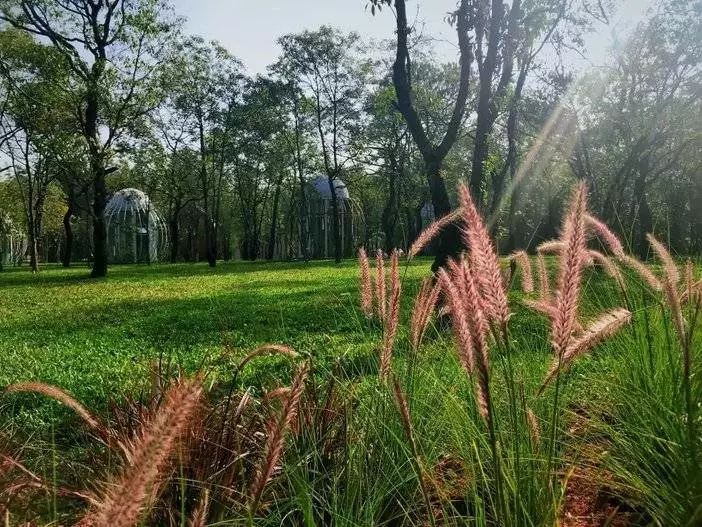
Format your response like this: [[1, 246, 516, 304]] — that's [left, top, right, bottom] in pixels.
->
[[1, 258, 699, 525], [0, 259, 438, 406], [0, 258, 632, 408]]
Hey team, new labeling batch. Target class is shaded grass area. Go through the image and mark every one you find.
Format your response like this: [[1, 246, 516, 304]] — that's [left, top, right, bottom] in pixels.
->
[[0, 260, 435, 406]]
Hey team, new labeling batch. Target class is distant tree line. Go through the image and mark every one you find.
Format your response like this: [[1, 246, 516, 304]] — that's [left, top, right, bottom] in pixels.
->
[[0, 0, 699, 275]]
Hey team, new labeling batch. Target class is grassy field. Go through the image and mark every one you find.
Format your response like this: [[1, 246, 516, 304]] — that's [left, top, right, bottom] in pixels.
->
[[0, 258, 617, 404], [0, 260, 427, 405], [0, 256, 699, 525]]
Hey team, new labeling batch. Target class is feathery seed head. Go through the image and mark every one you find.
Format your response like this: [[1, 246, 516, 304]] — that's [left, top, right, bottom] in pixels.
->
[[358, 248, 374, 318]]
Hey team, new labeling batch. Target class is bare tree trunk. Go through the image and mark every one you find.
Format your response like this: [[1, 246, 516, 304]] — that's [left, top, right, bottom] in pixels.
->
[[169, 216, 179, 263], [381, 153, 400, 251], [291, 96, 310, 262], [491, 54, 528, 241], [90, 160, 108, 277], [327, 176, 342, 262], [470, 0, 519, 206], [267, 173, 284, 260], [27, 224, 39, 273], [86, 60, 108, 278], [426, 157, 463, 271], [390, 0, 473, 271], [62, 203, 73, 267], [197, 116, 216, 268]]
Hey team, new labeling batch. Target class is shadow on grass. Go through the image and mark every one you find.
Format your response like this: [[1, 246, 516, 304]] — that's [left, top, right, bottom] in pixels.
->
[[0, 259, 366, 288]]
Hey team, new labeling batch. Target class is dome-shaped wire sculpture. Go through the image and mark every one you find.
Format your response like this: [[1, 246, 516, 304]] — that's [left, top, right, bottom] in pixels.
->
[[0, 213, 26, 267], [105, 188, 168, 264]]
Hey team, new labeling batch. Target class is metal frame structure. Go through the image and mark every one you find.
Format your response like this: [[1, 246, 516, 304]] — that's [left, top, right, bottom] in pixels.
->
[[105, 188, 168, 264]]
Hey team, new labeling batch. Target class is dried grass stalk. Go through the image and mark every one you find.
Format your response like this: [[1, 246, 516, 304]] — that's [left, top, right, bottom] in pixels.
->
[[585, 214, 625, 257], [375, 249, 387, 321], [458, 184, 510, 327], [393, 379, 418, 456], [523, 298, 559, 320], [538, 253, 550, 300], [542, 308, 631, 390], [263, 387, 292, 403], [188, 488, 209, 527], [523, 299, 583, 334], [84, 379, 203, 527], [646, 234, 680, 285], [438, 268, 475, 375], [358, 248, 374, 318], [664, 274, 687, 347], [588, 250, 626, 290], [681, 261, 700, 304], [238, 344, 298, 371], [409, 278, 441, 353], [509, 251, 534, 293], [4, 383, 107, 440], [249, 362, 309, 511], [408, 208, 462, 260], [380, 250, 401, 381], [537, 240, 564, 255], [646, 234, 686, 345], [526, 407, 541, 447], [460, 260, 492, 422], [620, 254, 663, 290], [551, 183, 588, 358]]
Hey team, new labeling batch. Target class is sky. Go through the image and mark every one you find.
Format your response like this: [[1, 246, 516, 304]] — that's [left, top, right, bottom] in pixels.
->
[[172, 0, 657, 76]]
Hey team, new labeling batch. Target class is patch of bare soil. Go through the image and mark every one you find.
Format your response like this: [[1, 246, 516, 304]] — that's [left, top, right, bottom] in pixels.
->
[[561, 410, 641, 527], [562, 464, 636, 527]]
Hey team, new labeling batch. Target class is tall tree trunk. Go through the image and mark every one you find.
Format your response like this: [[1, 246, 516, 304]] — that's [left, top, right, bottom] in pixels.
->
[[327, 176, 342, 263], [390, 0, 474, 271], [292, 96, 310, 262], [381, 154, 400, 251], [169, 214, 179, 263], [197, 117, 216, 268], [381, 169, 398, 253], [634, 160, 653, 258], [30, 189, 46, 273], [86, 61, 108, 278], [298, 176, 309, 261], [267, 173, 284, 261], [90, 160, 108, 277], [24, 164, 39, 273], [62, 203, 73, 267], [426, 157, 462, 272], [470, 0, 517, 206], [491, 55, 528, 241], [205, 221, 216, 266], [27, 220, 39, 273]]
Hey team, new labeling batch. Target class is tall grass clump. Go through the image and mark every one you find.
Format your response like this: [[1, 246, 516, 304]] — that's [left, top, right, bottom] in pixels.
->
[[581, 237, 702, 525]]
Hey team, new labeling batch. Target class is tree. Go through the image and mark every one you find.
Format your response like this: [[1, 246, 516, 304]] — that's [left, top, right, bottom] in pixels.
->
[[162, 35, 243, 267], [571, 0, 701, 256], [269, 66, 318, 262], [0, 28, 75, 271], [370, 0, 474, 270], [363, 83, 414, 251], [278, 27, 365, 263], [229, 78, 290, 261], [0, 0, 178, 277]]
